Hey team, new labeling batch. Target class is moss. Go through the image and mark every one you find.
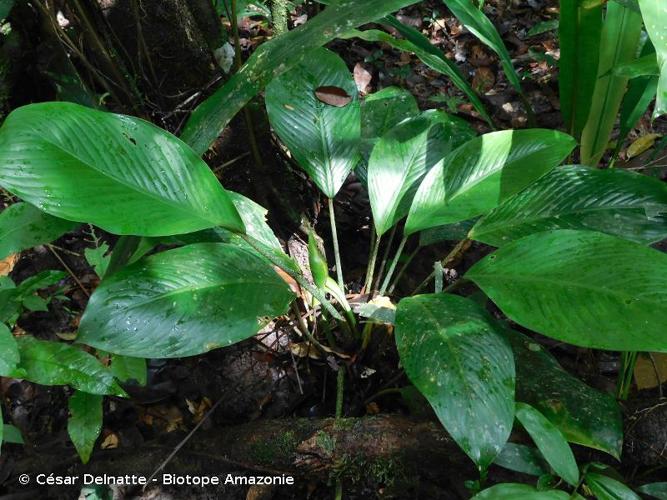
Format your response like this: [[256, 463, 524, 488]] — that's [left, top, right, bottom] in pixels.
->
[[315, 430, 336, 456], [248, 430, 298, 464]]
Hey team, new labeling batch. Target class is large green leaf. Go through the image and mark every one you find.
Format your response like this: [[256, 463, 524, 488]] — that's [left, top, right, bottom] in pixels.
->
[[0, 102, 244, 236], [506, 329, 622, 458], [467, 230, 667, 352], [68, 391, 103, 464], [580, 2, 643, 165], [110, 355, 147, 386], [395, 293, 515, 469], [265, 47, 360, 198], [405, 129, 576, 234], [368, 111, 475, 235], [470, 166, 667, 247], [0, 323, 19, 376], [14, 336, 125, 396], [638, 0, 667, 117], [559, 0, 603, 137], [443, 0, 523, 94], [637, 482, 667, 499], [515, 403, 580, 486], [472, 484, 570, 499], [586, 472, 641, 500], [0, 202, 78, 260], [494, 442, 549, 476], [78, 242, 294, 358], [181, 0, 420, 154]]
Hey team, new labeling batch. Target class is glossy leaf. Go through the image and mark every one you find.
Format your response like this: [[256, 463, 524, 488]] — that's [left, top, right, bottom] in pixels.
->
[[395, 293, 515, 469], [494, 442, 549, 476], [637, 482, 667, 499], [419, 218, 478, 246], [265, 47, 360, 198], [110, 355, 147, 386], [0, 103, 244, 236], [14, 336, 125, 396], [586, 472, 641, 500], [443, 0, 523, 94], [580, 2, 643, 165], [78, 243, 294, 358], [470, 165, 667, 247], [0, 202, 78, 260], [308, 231, 329, 288], [472, 483, 570, 499], [368, 111, 475, 235], [638, 0, 667, 117], [181, 0, 421, 154], [515, 403, 579, 486], [467, 230, 667, 352], [405, 129, 576, 234], [345, 23, 493, 126], [559, 0, 603, 136], [614, 53, 660, 78], [0, 323, 19, 376], [506, 329, 622, 458], [68, 391, 103, 464]]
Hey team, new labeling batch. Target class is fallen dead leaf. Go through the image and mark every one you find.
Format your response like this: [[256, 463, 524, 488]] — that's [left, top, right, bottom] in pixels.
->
[[627, 133, 661, 159], [353, 63, 372, 94], [472, 67, 496, 94], [315, 86, 352, 107], [634, 353, 667, 390], [100, 432, 119, 450], [0, 253, 19, 276]]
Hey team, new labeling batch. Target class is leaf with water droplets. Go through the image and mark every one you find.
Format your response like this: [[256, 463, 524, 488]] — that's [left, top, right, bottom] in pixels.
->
[[78, 243, 295, 358], [395, 293, 515, 470]]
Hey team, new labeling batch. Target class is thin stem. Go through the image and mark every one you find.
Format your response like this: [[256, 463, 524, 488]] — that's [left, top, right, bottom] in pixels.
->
[[364, 233, 382, 294], [412, 239, 471, 295], [290, 302, 331, 354], [335, 366, 345, 418], [47, 245, 89, 297], [373, 226, 396, 291], [379, 235, 408, 296], [617, 351, 638, 400], [388, 246, 420, 294], [328, 197, 345, 289]]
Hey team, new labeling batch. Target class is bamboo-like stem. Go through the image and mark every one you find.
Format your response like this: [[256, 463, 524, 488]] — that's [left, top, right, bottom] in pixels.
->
[[372, 226, 396, 292], [364, 233, 382, 294], [388, 246, 421, 294], [379, 235, 408, 296], [271, 0, 288, 35], [328, 198, 345, 289]]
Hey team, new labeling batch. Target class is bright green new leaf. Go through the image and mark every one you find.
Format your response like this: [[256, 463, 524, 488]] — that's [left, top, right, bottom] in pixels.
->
[[586, 472, 641, 500], [637, 482, 667, 499], [181, 0, 420, 154], [405, 129, 576, 234], [0, 102, 244, 236], [0, 323, 19, 377], [308, 232, 328, 289], [110, 355, 147, 386], [368, 111, 475, 235], [265, 47, 360, 198], [14, 336, 125, 396], [472, 483, 570, 499], [559, 0, 603, 137], [494, 442, 549, 476], [443, 0, 523, 94], [638, 0, 667, 117], [0, 202, 78, 260], [68, 391, 103, 464], [580, 2, 643, 165], [467, 230, 667, 352], [506, 329, 622, 458], [515, 403, 580, 486], [395, 293, 515, 469], [78, 243, 294, 358], [470, 166, 667, 247]]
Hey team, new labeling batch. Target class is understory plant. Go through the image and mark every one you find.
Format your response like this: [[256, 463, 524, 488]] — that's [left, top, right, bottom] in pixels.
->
[[0, 0, 666, 497]]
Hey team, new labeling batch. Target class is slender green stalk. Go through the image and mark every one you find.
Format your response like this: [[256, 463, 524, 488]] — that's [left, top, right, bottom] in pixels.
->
[[328, 198, 345, 290], [373, 226, 396, 291], [271, 0, 289, 35], [617, 351, 638, 400], [434, 261, 444, 293], [364, 233, 382, 294], [335, 367, 345, 418], [388, 246, 420, 294], [412, 239, 471, 295], [379, 235, 408, 295]]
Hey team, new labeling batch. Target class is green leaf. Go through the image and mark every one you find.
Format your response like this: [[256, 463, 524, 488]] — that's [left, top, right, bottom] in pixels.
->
[[395, 293, 515, 469], [0, 323, 19, 376], [308, 232, 329, 288], [494, 442, 549, 476], [638, 0, 667, 117], [85, 243, 111, 279], [67, 391, 103, 464], [78, 242, 295, 358], [506, 329, 622, 458], [470, 165, 667, 247], [361, 86, 419, 160], [614, 53, 660, 78], [14, 336, 125, 396], [2, 424, 23, 445], [0, 102, 244, 236], [110, 354, 147, 386], [265, 47, 360, 198], [527, 20, 559, 37], [580, 2, 643, 165], [559, 0, 604, 137], [466, 230, 667, 352], [181, 0, 421, 155], [586, 472, 641, 500], [0, 202, 78, 260], [443, 0, 523, 94], [637, 482, 667, 499], [515, 403, 580, 486], [368, 111, 475, 235], [405, 129, 576, 234], [345, 21, 493, 126], [472, 483, 570, 499], [0, 0, 15, 20], [419, 218, 478, 246]]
